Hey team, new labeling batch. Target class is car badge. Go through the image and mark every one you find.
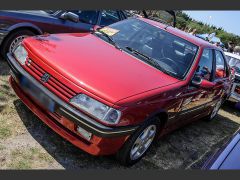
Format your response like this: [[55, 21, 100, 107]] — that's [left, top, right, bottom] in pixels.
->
[[41, 73, 51, 83]]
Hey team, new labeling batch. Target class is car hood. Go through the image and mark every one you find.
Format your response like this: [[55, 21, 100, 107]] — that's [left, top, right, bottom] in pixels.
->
[[23, 33, 180, 105]]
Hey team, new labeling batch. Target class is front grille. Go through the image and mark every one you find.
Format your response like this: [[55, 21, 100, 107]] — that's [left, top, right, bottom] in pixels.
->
[[25, 59, 77, 101]]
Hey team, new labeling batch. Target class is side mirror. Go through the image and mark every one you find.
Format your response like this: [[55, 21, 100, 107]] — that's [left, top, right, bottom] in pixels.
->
[[191, 75, 202, 87], [90, 25, 101, 32], [191, 75, 215, 89], [60, 12, 79, 23]]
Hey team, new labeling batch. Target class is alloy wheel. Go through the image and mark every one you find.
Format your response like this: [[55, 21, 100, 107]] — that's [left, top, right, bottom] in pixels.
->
[[210, 99, 222, 119], [9, 35, 28, 53], [130, 124, 157, 160]]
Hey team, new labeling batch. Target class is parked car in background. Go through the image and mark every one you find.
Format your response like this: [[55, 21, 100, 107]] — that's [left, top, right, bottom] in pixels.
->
[[0, 10, 130, 57], [196, 33, 225, 47], [224, 52, 240, 103], [203, 130, 240, 169], [0, 10, 176, 58], [6, 17, 232, 166]]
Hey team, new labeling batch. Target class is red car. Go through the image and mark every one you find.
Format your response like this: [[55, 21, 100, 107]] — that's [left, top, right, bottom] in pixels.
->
[[6, 17, 232, 166]]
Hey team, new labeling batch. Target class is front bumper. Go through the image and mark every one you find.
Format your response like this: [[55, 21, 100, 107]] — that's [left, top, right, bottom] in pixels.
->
[[7, 53, 138, 155]]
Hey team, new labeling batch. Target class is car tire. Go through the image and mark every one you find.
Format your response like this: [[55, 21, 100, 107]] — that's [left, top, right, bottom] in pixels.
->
[[1, 29, 36, 58], [205, 98, 223, 121], [116, 117, 162, 166]]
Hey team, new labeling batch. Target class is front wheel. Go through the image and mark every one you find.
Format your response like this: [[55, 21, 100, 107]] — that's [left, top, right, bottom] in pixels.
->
[[116, 117, 161, 166], [1, 29, 35, 58], [205, 99, 223, 121]]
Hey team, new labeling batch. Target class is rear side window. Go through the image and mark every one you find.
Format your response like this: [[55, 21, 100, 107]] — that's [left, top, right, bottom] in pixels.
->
[[100, 10, 121, 26], [215, 51, 227, 78], [70, 10, 98, 25], [195, 49, 213, 81]]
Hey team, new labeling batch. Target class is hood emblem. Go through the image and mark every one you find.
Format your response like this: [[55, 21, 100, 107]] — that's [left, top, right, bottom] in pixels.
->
[[41, 73, 51, 83]]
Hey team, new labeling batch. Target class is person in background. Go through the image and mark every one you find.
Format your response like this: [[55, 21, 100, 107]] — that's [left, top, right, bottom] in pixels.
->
[[189, 28, 197, 36], [227, 41, 234, 53]]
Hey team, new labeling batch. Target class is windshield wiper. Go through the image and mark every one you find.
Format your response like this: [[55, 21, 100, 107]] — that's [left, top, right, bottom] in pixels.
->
[[94, 29, 122, 50], [125, 46, 173, 76]]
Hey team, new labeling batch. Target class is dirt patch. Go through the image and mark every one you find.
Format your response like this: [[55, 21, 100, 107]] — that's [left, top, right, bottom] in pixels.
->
[[0, 58, 239, 169]]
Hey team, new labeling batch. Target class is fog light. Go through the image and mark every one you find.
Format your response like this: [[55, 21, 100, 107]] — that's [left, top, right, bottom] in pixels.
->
[[77, 126, 92, 141]]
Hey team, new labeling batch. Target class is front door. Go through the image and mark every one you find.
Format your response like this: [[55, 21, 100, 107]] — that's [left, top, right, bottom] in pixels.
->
[[178, 48, 215, 122]]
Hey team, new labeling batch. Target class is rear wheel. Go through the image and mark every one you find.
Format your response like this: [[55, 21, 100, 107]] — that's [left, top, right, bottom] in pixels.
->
[[1, 29, 36, 58], [116, 117, 161, 166]]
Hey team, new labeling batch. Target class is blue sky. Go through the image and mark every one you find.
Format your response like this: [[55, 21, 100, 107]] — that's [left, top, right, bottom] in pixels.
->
[[184, 11, 240, 36]]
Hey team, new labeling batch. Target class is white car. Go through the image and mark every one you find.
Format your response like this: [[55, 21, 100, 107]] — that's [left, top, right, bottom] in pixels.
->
[[224, 52, 240, 102]]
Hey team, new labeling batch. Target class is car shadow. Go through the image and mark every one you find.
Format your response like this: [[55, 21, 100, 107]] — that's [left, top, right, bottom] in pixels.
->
[[13, 99, 240, 169], [221, 101, 240, 117], [0, 58, 10, 76], [13, 99, 133, 169], [0, 59, 13, 113]]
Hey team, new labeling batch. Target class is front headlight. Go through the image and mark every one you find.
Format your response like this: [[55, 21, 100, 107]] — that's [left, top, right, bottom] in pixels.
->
[[13, 45, 28, 65], [70, 94, 121, 124]]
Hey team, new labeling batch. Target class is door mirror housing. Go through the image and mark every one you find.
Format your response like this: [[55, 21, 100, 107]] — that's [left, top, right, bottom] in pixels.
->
[[60, 12, 79, 23], [191, 75, 202, 87], [90, 25, 101, 32], [191, 75, 215, 89]]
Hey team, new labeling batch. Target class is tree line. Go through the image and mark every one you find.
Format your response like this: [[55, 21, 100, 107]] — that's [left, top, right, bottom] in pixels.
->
[[175, 11, 240, 46]]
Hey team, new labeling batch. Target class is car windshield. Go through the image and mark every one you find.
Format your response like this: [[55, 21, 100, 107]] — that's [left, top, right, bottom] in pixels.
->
[[95, 19, 198, 79], [225, 55, 240, 74]]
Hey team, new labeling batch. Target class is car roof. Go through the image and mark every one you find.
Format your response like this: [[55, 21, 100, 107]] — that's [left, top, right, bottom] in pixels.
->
[[224, 52, 240, 60], [139, 17, 220, 49]]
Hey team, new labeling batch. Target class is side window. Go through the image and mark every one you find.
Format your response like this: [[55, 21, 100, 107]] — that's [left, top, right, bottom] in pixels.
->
[[195, 49, 213, 81], [69, 10, 98, 25], [215, 51, 227, 78], [100, 10, 121, 26]]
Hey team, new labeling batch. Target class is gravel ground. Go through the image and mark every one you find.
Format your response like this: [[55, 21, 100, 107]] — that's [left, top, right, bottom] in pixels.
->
[[0, 58, 239, 169]]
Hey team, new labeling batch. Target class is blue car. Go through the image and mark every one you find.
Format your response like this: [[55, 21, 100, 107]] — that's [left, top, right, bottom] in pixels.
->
[[203, 130, 240, 169], [0, 10, 176, 58], [0, 10, 131, 57]]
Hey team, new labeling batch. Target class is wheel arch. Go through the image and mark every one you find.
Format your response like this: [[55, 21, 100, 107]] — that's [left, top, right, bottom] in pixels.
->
[[145, 109, 169, 130], [6, 22, 43, 35], [0, 23, 43, 55]]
